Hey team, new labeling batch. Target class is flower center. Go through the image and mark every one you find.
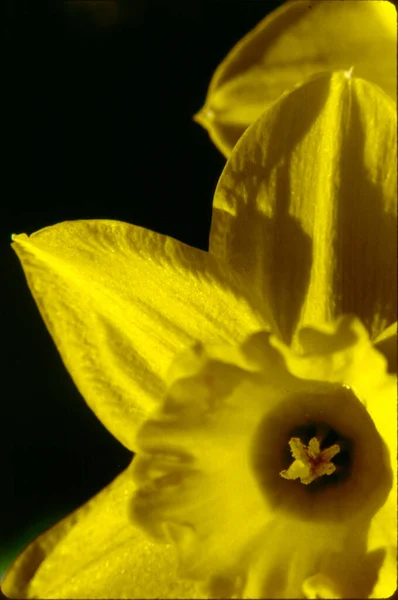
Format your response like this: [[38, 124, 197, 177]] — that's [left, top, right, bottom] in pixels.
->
[[250, 387, 392, 522], [280, 420, 353, 490], [279, 435, 340, 485]]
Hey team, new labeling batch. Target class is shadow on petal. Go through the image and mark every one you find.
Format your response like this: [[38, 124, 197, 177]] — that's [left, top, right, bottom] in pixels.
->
[[336, 83, 397, 341]]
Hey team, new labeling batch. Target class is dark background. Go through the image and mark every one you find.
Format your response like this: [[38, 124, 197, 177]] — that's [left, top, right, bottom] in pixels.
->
[[2, 0, 282, 577]]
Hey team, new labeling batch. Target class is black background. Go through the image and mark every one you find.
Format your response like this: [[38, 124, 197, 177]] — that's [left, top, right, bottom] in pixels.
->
[[2, 0, 282, 575]]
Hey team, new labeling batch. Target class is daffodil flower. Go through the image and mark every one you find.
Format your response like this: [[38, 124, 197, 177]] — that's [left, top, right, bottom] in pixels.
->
[[195, 0, 397, 157], [2, 69, 396, 599]]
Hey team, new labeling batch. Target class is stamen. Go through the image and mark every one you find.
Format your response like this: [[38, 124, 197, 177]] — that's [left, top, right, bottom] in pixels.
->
[[280, 436, 341, 485]]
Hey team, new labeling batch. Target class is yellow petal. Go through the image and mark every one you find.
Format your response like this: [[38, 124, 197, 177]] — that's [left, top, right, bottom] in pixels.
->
[[210, 72, 397, 345], [12, 220, 266, 451], [196, 0, 397, 156], [1, 465, 205, 599]]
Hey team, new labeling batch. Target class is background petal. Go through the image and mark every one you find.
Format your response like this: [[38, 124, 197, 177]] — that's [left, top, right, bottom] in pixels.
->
[[12, 220, 267, 451], [196, 0, 397, 156], [1, 465, 205, 599], [210, 72, 397, 346]]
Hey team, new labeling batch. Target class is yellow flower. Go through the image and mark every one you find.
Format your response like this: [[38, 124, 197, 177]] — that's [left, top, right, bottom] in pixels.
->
[[195, 0, 397, 157], [131, 315, 396, 599], [2, 69, 396, 598]]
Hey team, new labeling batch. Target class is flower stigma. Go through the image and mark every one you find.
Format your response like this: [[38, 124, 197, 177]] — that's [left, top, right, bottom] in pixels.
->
[[280, 436, 341, 485]]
